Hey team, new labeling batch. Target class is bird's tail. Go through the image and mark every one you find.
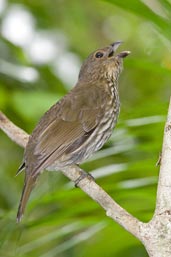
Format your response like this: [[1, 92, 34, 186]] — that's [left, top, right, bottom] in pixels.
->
[[17, 175, 37, 223]]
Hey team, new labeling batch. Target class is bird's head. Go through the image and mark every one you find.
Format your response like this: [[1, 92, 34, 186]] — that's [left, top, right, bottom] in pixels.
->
[[79, 41, 130, 83]]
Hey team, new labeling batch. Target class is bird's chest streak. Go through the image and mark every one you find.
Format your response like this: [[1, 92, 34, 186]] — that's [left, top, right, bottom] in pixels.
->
[[60, 82, 120, 165], [92, 81, 120, 152]]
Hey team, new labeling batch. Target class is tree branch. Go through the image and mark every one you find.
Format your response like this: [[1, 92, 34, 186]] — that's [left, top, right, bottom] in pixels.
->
[[155, 97, 171, 214], [0, 110, 143, 240], [0, 111, 28, 148], [2, 97, 171, 257]]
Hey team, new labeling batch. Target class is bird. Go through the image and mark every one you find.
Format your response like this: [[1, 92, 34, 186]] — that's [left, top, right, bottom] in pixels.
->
[[16, 41, 130, 222]]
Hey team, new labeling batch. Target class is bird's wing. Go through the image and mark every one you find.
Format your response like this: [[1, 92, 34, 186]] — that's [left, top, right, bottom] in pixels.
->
[[25, 84, 108, 175]]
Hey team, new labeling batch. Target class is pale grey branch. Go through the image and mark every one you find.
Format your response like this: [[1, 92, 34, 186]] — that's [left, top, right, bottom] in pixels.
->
[[0, 110, 142, 240], [0, 111, 28, 148], [1, 96, 171, 257], [154, 97, 171, 214]]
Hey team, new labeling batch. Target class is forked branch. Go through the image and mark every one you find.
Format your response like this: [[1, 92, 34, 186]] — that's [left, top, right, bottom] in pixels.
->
[[0, 110, 142, 239], [1, 97, 171, 257]]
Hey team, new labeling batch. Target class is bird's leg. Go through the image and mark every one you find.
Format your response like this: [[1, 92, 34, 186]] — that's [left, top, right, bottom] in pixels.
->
[[75, 166, 95, 187]]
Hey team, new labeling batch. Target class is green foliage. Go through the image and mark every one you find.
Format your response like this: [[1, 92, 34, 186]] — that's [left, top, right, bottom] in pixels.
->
[[0, 0, 171, 256]]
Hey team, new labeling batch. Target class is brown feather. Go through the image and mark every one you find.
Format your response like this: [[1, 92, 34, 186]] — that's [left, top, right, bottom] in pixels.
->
[[16, 42, 130, 221], [25, 84, 107, 176], [17, 174, 38, 222]]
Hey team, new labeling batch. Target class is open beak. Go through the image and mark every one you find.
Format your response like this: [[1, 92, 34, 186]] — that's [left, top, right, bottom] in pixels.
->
[[109, 41, 130, 58]]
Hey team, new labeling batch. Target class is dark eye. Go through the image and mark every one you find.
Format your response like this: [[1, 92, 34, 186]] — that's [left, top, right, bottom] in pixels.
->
[[95, 52, 104, 58]]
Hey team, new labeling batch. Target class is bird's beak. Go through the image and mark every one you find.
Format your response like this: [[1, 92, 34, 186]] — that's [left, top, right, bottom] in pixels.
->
[[109, 41, 130, 58], [108, 41, 122, 57], [117, 51, 131, 58], [111, 41, 123, 52]]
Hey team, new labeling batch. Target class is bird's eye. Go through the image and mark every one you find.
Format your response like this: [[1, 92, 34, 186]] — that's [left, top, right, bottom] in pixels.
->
[[95, 52, 104, 58]]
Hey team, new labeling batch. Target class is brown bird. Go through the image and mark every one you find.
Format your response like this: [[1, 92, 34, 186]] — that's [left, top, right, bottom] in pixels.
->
[[16, 41, 130, 222]]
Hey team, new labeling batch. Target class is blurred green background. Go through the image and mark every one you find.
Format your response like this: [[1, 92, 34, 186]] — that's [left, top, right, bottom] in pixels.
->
[[0, 0, 171, 256]]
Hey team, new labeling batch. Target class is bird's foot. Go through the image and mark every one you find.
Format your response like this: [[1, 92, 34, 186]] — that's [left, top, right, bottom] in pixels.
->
[[75, 170, 94, 187]]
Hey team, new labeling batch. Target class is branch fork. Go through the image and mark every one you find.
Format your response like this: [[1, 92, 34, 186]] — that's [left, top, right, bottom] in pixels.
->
[[1, 97, 171, 257]]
